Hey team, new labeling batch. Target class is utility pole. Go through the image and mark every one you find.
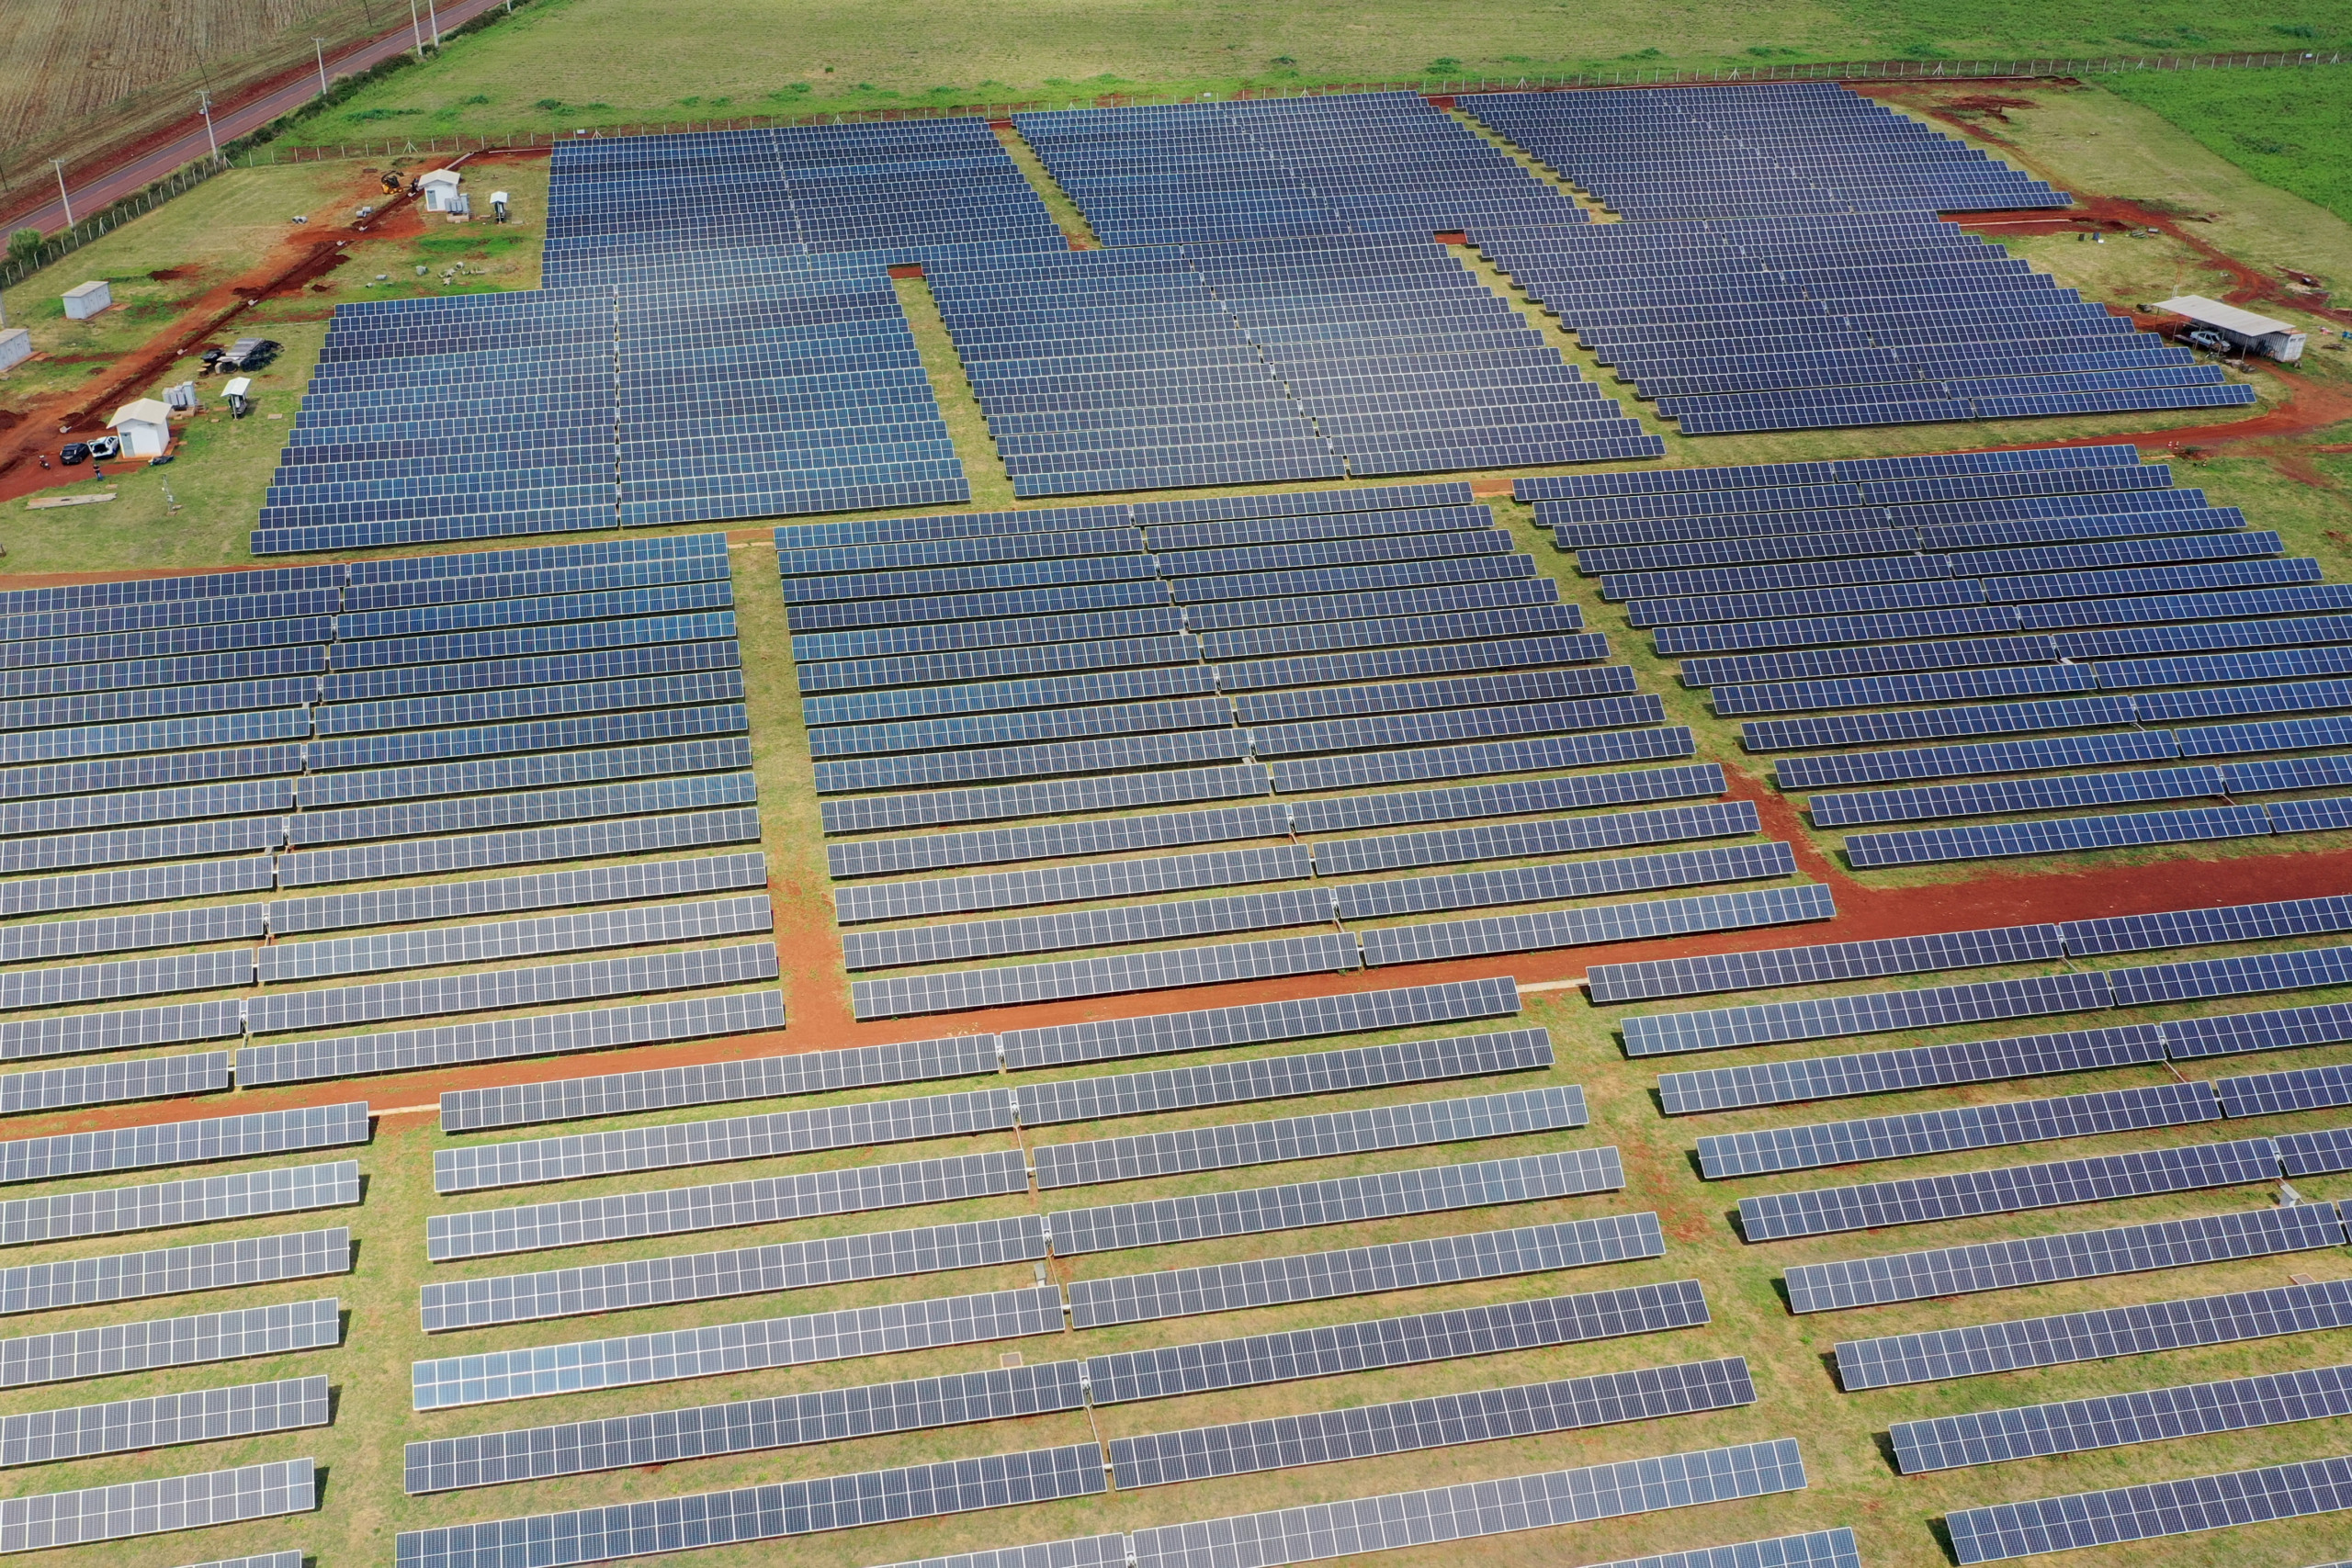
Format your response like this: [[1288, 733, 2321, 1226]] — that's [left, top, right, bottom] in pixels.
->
[[407, 0, 425, 61], [314, 38, 331, 96], [425, 0, 442, 48], [198, 91, 220, 159], [51, 160, 73, 227]]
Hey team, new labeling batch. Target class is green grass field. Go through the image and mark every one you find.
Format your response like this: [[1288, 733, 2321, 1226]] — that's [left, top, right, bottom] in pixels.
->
[[2105, 69, 2352, 228]]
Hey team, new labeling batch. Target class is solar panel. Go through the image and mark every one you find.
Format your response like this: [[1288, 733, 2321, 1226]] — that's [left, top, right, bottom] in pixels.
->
[[820, 763, 1270, 834], [1623, 971, 2112, 1056], [1084, 1278, 1709, 1404], [434, 1087, 1014, 1193], [836, 846, 1312, 923], [1284, 763, 1727, 836], [1361, 883, 1837, 968], [1660, 1026, 2166, 1115], [2106, 943, 2352, 1007], [0, 1226, 351, 1314], [1785, 1202, 2346, 1313], [266, 854, 769, 934], [0, 1103, 368, 1183], [1068, 1212, 1667, 1328], [410, 1285, 1067, 1409], [1121, 1439, 1809, 1568], [245, 943, 777, 1034], [402, 1360, 1089, 1492], [418, 1214, 1048, 1330], [1310, 800, 1758, 876], [1699, 1080, 2219, 1179], [1835, 1275, 2352, 1391], [0, 1374, 329, 1468], [1110, 1355, 1755, 1487], [1589, 923, 2061, 1004], [0, 1160, 358, 1247], [1017, 1028, 1554, 1127], [0, 998, 243, 1064], [1738, 1138, 2278, 1240], [1045, 1145, 1618, 1244], [0, 1297, 338, 1391], [0, 1457, 316, 1551], [851, 932, 1358, 1020], [241, 991, 786, 1089], [2060, 894, 2352, 955], [832, 805, 1295, 879], [2164, 1000, 2352, 1060], [1001, 976, 1519, 1068], [426, 1148, 1028, 1259], [1944, 1450, 2352, 1562], [1893, 1357, 2352, 1473]]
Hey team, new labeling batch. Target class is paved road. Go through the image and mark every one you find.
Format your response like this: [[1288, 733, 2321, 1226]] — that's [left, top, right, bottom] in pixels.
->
[[5, 0, 514, 237]]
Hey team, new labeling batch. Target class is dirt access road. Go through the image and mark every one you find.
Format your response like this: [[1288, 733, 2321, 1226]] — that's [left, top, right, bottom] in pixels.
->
[[2, 0, 513, 239]]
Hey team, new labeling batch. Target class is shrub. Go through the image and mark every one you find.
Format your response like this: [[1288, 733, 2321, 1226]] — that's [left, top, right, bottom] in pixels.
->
[[7, 228, 40, 264]]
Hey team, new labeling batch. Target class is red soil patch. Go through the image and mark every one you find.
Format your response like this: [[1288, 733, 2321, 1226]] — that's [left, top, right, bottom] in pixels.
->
[[0, 180, 429, 502]]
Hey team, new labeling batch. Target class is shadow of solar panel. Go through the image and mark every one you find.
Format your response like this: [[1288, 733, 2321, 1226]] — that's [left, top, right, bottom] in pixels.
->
[[242, 990, 784, 1089], [1312, 800, 1758, 877], [1017, 1028, 1554, 1129], [0, 1455, 316, 1551], [435, 1086, 1012, 1194], [0, 998, 244, 1066], [2165, 1001, 2352, 1060], [438, 1029, 991, 1134], [410, 1284, 1067, 1409], [1067, 1212, 1667, 1329], [0, 1103, 367, 1184], [1737, 1137, 2278, 1241], [1701, 1080, 2220, 1179], [1624, 969, 2112, 1057], [1086, 1277, 1708, 1404], [1591, 922, 2062, 1005], [1943, 1450, 2352, 1563], [0, 1374, 329, 1468], [1895, 1357, 2352, 1474], [0, 1296, 338, 1392], [0, 1226, 351, 1315], [1838, 1272, 2352, 1390], [426, 1148, 1029, 1259], [1363, 883, 1835, 967], [390, 1442, 1104, 1568], [837, 846, 1310, 923], [1035, 1087, 1587, 1189], [1660, 1025, 2165, 1116], [1784, 1202, 2346, 1313], [403, 1359, 1089, 1493], [1112, 1355, 1755, 1488], [418, 1213, 1049, 1330], [0, 1160, 357, 1247], [1121, 1438, 1809, 1568], [2107, 944, 2352, 1007], [246, 942, 776, 1036], [851, 932, 1358, 1021]]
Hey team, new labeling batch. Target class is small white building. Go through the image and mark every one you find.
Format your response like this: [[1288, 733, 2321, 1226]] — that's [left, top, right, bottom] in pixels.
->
[[109, 398, 172, 458], [419, 170, 463, 212], [0, 328, 28, 373], [62, 280, 111, 320], [2154, 296, 2307, 362]]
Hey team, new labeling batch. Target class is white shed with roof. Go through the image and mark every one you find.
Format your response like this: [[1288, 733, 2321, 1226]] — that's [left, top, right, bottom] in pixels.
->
[[109, 398, 172, 457], [2154, 296, 2306, 362]]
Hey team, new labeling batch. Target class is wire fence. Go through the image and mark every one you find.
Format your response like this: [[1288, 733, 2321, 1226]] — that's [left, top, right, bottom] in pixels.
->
[[0, 156, 228, 294], [233, 49, 2345, 164]]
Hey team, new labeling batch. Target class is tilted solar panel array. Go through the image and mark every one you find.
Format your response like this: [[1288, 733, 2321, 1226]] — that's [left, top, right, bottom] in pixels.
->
[[254, 118, 1091, 553], [1522, 446, 2352, 857], [777, 485, 1828, 1018], [1462, 85, 2254, 436]]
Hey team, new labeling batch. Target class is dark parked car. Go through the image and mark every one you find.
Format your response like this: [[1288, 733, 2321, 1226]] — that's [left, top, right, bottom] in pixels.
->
[[213, 338, 281, 372], [60, 443, 88, 466]]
